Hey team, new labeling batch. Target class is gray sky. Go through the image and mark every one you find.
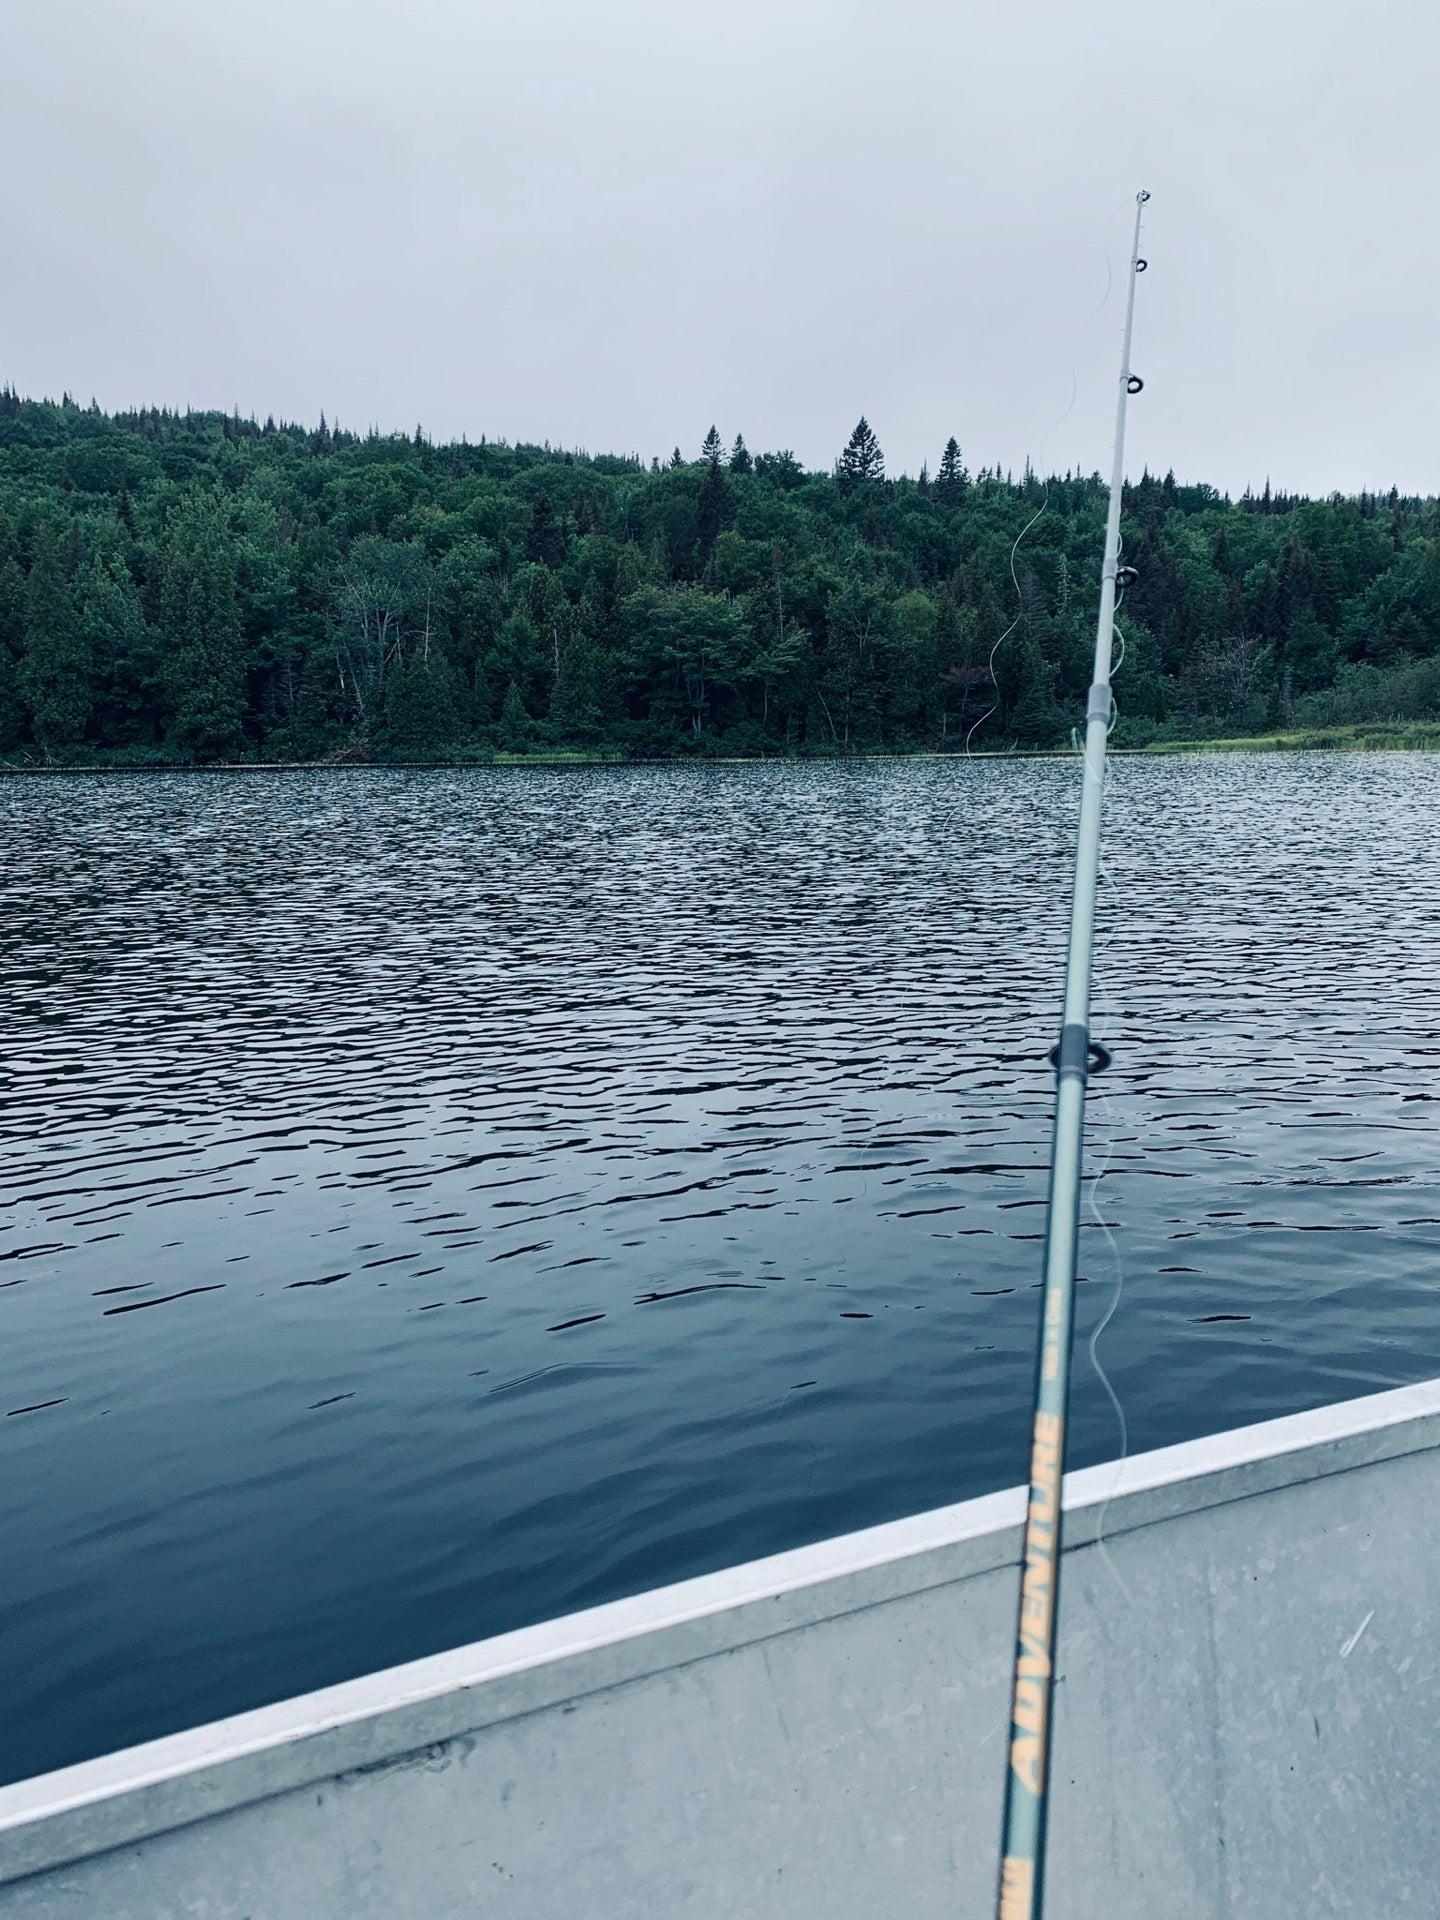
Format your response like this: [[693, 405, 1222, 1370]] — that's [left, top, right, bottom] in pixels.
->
[[4, 0, 1438, 496]]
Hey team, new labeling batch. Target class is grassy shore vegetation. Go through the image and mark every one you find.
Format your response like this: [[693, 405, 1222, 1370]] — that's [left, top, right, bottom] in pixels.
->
[[2, 390, 1439, 768], [1141, 720, 1440, 754]]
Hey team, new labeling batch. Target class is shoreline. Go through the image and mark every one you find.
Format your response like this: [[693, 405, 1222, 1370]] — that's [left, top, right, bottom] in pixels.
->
[[4, 722, 1438, 775]]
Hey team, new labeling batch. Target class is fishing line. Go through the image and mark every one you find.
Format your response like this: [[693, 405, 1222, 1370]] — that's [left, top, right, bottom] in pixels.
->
[[1082, 843, 1136, 1605], [959, 199, 1133, 773], [1079, 252, 1115, 331], [1076, 194, 1138, 332], [1076, 606, 1145, 1603], [961, 370, 1076, 765], [1055, 556, 1138, 1594]]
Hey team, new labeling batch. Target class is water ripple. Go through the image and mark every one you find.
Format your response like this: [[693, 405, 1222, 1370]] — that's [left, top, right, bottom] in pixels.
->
[[2, 755, 1439, 1782]]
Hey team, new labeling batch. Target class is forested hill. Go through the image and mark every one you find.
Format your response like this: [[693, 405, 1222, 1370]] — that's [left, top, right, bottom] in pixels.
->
[[1, 389, 1437, 766]]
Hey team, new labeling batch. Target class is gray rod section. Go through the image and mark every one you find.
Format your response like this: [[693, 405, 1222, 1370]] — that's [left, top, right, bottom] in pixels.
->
[[994, 188, 1150, 1920]]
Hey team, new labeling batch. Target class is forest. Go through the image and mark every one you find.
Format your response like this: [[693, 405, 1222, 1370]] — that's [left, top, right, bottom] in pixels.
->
[[2, 388, 1438, 765]]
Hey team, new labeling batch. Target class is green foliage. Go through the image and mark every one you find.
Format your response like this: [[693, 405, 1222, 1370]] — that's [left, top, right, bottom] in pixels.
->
[[83, 549, 161, 748], [19, 524, 90, 754], [1296, 656, 1440, 726], [936, 437, 967, 504], [385, 651, 460, 756], [0, 552, 28, 749], [499, 679, 531, 750], [837, 417, 884, 492], [159, 496, 245, 757], [1, 386, 1439, 765]]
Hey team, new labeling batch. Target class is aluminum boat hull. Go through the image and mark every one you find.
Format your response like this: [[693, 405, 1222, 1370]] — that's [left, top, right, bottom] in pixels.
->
[[2, 1377, 1436, 1917]]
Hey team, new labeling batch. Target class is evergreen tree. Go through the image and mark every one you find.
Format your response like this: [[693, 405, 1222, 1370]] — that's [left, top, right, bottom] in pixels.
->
[[0, 553, 27, 750], [527, 494, 566, 568], [837, 417, 884, 491], [700, 425, 724, 469], [385, 653, 460, 755], [18, 525, 90, 754], [471, 653, 495, 726], [499, 678, 531, 750], [729, 434, 752, 475], [82, 551, 159, 748], [935, 437, 967, 504], [550, 624, 613, 741], [289, 652, 343, 758], [159, 499, 245, 758], [697, 455, 729, 559]]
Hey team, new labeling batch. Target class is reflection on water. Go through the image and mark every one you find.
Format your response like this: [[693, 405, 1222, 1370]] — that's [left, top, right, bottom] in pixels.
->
[[3, 756, 1438, 1782]]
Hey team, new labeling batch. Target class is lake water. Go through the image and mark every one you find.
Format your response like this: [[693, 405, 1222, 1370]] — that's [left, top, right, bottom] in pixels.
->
[[4, 756, 1439, 1785]]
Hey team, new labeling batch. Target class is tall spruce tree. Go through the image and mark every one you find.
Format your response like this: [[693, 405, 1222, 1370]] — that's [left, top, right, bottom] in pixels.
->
[[18, 524, 90, 754], [837, 417, 884, 491], [936, 437, 967, 503], [499, 679, 530, 750], [82, 551, 159, 748], [526, 494, 566, 568], [159, 498, 245, 758], [385, 652, 460, 755], [700, 425, 724, 469], [698, 454, 729, 558], [0, 550, 27, 749]]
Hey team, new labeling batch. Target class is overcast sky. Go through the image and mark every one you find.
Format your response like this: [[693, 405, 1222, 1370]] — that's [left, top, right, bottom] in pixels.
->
[[4, 0, 1437, 497]]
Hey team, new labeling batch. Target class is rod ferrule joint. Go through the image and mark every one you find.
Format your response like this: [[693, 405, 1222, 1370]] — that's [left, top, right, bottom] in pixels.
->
[[1048, 1024, 1113, 1079], [1051, 1023, 1091, 1078]]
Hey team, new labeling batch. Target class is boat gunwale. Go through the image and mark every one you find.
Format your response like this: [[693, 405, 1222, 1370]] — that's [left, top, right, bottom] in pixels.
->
[[3, 1373, 1439, 1886]]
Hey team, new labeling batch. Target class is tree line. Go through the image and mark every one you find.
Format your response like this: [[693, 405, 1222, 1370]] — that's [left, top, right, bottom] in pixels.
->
[[2, 389, 1438, 765]]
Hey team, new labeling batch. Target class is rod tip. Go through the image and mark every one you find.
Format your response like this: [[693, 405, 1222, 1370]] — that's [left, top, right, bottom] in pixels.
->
[[1137, 188, 1151, 203]]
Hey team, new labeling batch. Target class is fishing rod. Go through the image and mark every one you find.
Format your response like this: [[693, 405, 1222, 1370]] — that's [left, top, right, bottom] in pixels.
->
[[995, 187, 1151, 1920]]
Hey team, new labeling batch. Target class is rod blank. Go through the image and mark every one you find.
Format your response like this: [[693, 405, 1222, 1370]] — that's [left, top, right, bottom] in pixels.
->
[[993, 187, 1151, 1920]]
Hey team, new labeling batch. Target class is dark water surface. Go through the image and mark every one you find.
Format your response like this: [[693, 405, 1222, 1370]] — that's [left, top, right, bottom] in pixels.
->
[[4, 757, 1439, 1784]]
